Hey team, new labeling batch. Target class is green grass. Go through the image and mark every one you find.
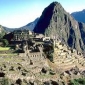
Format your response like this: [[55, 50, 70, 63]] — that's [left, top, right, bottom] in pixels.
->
[[39, 73, 52, 79], [0, 47, 10, 51], [0, 53, 18, 56]]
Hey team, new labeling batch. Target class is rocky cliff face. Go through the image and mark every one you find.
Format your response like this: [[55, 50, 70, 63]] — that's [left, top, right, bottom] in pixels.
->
[[34, 2, 85, 53]]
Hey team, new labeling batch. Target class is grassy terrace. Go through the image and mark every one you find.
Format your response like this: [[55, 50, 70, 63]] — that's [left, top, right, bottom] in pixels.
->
[[0, 47, 10, 51], [0, 53, 18, 56], [0, 46, 18, 56]]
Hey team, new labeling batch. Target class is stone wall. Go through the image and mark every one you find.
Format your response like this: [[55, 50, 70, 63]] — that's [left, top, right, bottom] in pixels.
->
[[28, 52, 44, 61]]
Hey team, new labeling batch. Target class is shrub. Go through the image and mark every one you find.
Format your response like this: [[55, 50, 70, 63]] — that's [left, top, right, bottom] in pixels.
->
[[69, 78, 85, 85], [0, 78, 9, 85]]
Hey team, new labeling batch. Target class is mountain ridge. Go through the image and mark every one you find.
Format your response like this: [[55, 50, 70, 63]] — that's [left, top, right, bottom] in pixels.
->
[[71, 9, 85, 23], [21, 17, 39, 31]]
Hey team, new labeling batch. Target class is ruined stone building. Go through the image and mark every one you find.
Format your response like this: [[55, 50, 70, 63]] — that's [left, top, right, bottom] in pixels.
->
[[13, 30, 30, 41]]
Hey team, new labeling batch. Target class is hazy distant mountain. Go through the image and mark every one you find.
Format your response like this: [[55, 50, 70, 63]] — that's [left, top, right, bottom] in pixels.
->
[[71, 9, 85, 23], [34, 2, 85, 53], [3, 27, 16, 32], [20, 18, 39, 31], [3, 18, 39, 32]]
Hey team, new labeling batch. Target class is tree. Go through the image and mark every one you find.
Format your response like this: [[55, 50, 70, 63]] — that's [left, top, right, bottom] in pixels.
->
[[0, 26, 6, 39], [48, 53, 53, 62], [1, 39, 9, 47]]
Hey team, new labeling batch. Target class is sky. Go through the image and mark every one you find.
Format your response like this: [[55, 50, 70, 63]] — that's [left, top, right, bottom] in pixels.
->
[[0, 0, 85, 28]]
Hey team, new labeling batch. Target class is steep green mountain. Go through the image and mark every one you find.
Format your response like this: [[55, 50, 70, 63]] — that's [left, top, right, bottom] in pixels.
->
[[71, 9, 85, 23], [34, 2, 85, 53]]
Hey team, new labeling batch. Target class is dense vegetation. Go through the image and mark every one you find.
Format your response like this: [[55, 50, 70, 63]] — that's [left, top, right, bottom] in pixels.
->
[[0, 25, 6, 39], [69, 78, 85, 85], [1, 39, 9, 47]]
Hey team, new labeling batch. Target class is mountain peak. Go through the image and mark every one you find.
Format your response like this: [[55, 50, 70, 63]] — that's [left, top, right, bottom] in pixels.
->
[[34, 1, 65, 34], [48, 1, 63, 10], [49, 1, 60, 6]]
